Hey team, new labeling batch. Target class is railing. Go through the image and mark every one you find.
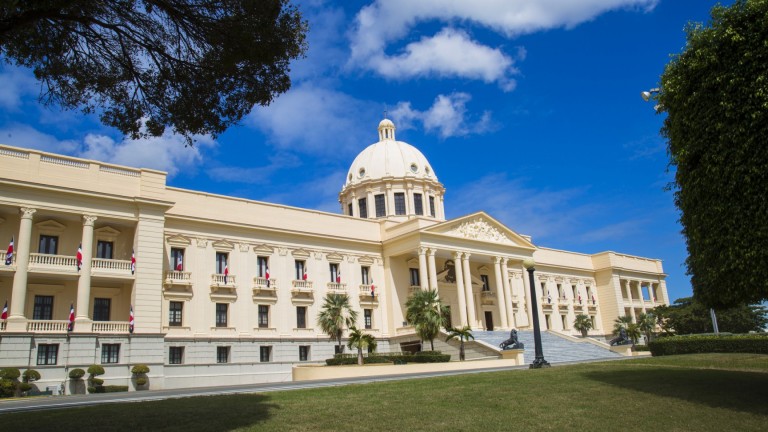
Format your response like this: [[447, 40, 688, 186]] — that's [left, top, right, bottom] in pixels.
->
[[0, 321, 6, 331], [327, 282, 347, 291], [541, 296, 553, 306], [409, 285, 421, 293], [27, 320, 70, 333], [92, 258, 133, 274], [211, 273, 236, 285], [481, 291, 495, 297], [165, 270, 192, 284], [253, 276, 277, 290], [0, 251, 13, 266], [41, 154, 89, 169], [29, 253, 77, 269], [359, 284, 373, 294], [292, 280, 313, 290], [92, 321, 130, 333]]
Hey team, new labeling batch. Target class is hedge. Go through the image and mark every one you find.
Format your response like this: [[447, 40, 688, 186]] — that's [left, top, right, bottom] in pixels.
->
[[648, 334, 768, 356], [104, 385, 129, 393], [325, 351, 451, 366]]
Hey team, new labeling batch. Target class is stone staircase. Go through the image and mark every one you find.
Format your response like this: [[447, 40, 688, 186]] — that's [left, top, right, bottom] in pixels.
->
[[472, 330, 622, 364]]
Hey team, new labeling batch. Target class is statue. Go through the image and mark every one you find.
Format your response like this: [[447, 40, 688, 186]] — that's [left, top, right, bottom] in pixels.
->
[[499, 329, 524, 350], [609, 328, 632, 346]]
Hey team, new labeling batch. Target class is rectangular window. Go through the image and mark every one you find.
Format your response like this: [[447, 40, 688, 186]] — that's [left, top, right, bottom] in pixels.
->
[[257, 257, 269, 277], [443, 306, 453, 329], [36, 344, 59, 365], [169, 301, 183, 326], [38, 235, 58, 254], [216, 252, 228, 274], [572, 285, 578, 299], [93, 298, 111, 321], [329, 263, 340, 282], [557, 283, 563, 298], [295, 260, 305, 280], [217, 346, 230, 364], [358, 198, 368, 218], [361, 266, 370, 285], [429, 196, 436, 217], [169, 347, 184, 365], [96, 240, 113, 259], [481, 275, 490, 291], [375, 194, 386, 217], [171, 247, 184, 271], [101, 344, 120, 364], [394, 193, 406, 215], [296, 306, 307, 329], [299, 346, 310, 361], [413, 193, 423, 216], [260, 346, 272, 362], [347, 203, 353, 216], [215, 303, 228, 327], [409, 268, 420, 286], [258, 305, 269, 328], [33, 295, 54, 320], [364, 309, 372, 329]]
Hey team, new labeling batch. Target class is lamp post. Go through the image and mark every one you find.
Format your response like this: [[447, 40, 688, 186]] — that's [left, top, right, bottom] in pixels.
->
[[523, 258, 550, 368], [640, 87, 661, 111]]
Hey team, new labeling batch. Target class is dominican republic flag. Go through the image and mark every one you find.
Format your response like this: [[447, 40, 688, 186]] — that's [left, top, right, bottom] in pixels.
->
[[67, 303, 75, 332], [131, 250, 136, 275], [4, 237, 12, 265], [370, 280, 375, 298], [76, 243, 83, 271], [265, 267, 270, 287], [592, 295, 596, 305], [336, 271, 341, 284], [578, 294, 582, 304], [1, 300, 8, 320], [129, 305, 135, 333], [175, 254, 183, 271], [302, 269, 308, 281], [223, 263, 229, 284], [547, 291, 551, 304]]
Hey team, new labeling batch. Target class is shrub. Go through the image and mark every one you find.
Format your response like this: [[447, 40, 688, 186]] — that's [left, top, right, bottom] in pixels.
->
[[649, 334, 768, 356], [87, 365, 105, 375], [324, 351, 451, 366], [91, 378, 104, 386], [68, 368, 85, 379], [632, 345, 650, 352], [131, 364, 150, 374], [136, 377, 148, 386], [0, 380, 17, 398], [0, 368, 21, 380], [87, 386, 98, 394], [104, 385, 129, 393], [19, 383, 32, 392], [23, 369, 41, 383]]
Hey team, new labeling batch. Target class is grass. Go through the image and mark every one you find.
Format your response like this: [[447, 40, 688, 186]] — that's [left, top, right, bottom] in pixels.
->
[[2, 353, 767, 431]]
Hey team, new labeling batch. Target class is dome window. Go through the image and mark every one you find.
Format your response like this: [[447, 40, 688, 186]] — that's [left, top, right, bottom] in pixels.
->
[[348, 173, 353, 181], [410, 163, 418, 173], [358, 167, 366, 178], [425, 166, 431, 175]]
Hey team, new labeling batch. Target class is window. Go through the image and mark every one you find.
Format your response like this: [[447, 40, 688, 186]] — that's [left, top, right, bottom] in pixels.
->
[[169, 301, 183, 326], [545, 314, 551, 330], [171, 247, 184, 271], [216, 252, 228, 274], [347, 203, 353, 216], [329, 263, 340, 282], [96, 240, 113, 259], [443, 306, 452, 329], [169, 347, 184, 364], [257, 257, 269, 277], [33, 295, 54, 320], [561, 315, 568, 330], [364, 309, 372, 329], [260, 346, 272, 362], [93, 298, 111, 321], [557, 283, 563, 298], [375, 194, 386, 217], [429, 196, 436, 217], [481, 275, 490, 291], [361, 266, 370, 285], [217, 346, 230, 364], [295, 260, 305, 280], [358, 197, 368, 218], [101, 344, 120, 364], [36, 344, 59, 365], [296, 306, 307, 329], [394, 192, 406, 215], [38, 235, 58, 254], [590, 315, 596, 328], [409, 268, 420, 286], [299, 346, 310, 361], [572, 285, 578, 300], [258, 305, 269, 328], [215, 303, 228, 327], [413, 193, 423, 215]]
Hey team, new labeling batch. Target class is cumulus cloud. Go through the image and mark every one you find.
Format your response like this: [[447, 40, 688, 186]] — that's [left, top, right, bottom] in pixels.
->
[[0, 123, 79, 154], [0, 66, 38, 111], [390, 93, 493, 138]]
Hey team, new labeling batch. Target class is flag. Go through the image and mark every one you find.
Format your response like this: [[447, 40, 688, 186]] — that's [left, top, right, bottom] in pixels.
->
[[76, 243, 83, 271], [175, 254, 183, 271], [302, 269, 308, 281], [131, 249, 136, 275], [592, 295, 596, 305], [547, 290, 551, 304], [336, 271, 341, 284], [265, 267, 270, 288], [4, 237, 12, 265], [370, 280, 375, 299], [67, 303, 75, 331], [129, 305, 134, 333], [1, 300, 7, 320], [224, 263, 229, 284], [578, 294, 582, 304]]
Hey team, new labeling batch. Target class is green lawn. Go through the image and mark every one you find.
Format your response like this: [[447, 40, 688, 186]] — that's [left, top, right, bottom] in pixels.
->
[[4, 353, 767, 432]]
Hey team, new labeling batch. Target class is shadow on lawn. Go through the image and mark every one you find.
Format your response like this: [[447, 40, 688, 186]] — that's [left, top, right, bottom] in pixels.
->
[[582, 368, 768, 416]]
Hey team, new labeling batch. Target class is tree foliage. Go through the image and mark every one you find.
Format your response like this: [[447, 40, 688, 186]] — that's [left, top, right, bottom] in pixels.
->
[[572, 314, 593, 337], [347, 326, 377, 366], [445, 325, 474, 361], [652, 297, 768, 335], [0, 0, 307, 143], [405, 289, 447, 351], [657, 0, 768, 308], [317, 293, 358, 354]]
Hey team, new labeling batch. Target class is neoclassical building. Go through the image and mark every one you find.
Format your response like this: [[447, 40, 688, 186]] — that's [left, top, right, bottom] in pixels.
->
[[0, 119, 668, 391]]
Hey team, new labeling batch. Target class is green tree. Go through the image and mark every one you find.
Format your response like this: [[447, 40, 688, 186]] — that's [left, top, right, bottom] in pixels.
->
[[317, 293, 358, 355], [405, 289, 446, 351], [445, 326, 474, 361], [573, 314, 593, 337], [636, 313, 657, 343], [656, 0, 768, 308], [0, 1, 307, 143], [652, 297, 767, 335], [347, 326, 377, 366]]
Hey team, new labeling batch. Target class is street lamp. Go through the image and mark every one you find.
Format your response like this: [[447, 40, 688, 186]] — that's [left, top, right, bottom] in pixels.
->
[[523, 258, 550, 369], [641, 87, 661, 111]]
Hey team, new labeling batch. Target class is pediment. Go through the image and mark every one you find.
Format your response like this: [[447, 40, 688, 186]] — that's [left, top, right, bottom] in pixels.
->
[[253, 244, 274, 254], [326, 252, 344, 263], [424, 212, 535, 248], [36, 219, 66, 232], [358, 256, 375, 265], [94, 226, 121, 238], [166, 234, 192, 247], [211, 239, 234, 251], [291, 248, 311, 259]]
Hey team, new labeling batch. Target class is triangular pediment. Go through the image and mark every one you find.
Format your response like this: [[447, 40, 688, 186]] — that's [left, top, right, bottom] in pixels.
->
[[291, 248, 311, 259], [166, 234, 192, 247], [424, 212, 535, 248], [211, 239, 234, 251], [326, 252, 344, 263], [253, 244, 274, 254], [94, 226, 121, 237], [35, 219, 66, 232], [358, 256, 375, 265]]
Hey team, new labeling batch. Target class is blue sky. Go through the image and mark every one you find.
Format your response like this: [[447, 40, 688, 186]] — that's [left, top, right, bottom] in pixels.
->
[[0, 0, 733, 302]]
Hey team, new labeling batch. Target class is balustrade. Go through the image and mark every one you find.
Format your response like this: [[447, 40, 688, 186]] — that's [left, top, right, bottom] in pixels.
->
[[27, 320, 69, 333], [327, 282, 347, 291], [91, 321, 130, 333], [29, 253, 77, 269]]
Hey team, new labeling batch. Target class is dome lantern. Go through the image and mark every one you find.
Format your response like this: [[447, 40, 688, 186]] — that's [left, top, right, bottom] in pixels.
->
[[378, 118, 396, 141]]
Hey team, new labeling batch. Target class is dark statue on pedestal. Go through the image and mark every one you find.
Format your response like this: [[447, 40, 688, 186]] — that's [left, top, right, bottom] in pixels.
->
[[609, 328, 632, 346], [499, 329, 524, 350]]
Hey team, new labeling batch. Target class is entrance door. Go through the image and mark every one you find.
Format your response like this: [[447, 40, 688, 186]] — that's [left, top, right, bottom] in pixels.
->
[[484, 311, 494, 331]]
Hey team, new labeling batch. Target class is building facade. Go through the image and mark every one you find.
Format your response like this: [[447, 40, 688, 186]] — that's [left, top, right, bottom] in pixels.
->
[[0, 119, 668, 391]]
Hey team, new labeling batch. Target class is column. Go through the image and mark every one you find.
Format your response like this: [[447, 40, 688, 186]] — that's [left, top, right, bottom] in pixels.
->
[[350, 192, 358, 218], [521, 263, 534, 328], [501, 259, 515, 327], [8, 207, 36, 326], [385, 183, 393, 217], [418, 247, 429, 290], [493, 257, 509, 329], [462, 253, 477, 328], [453, 252, 467, 327], [427, 248, 439, 293], [75, 215, 97, 328]]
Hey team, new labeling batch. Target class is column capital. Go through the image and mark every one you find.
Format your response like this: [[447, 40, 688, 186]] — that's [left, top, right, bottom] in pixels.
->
[[19, 207, 37, 219], [418, 247, 428, 256], [462, 252, 471, 260], [493, 256, 503, 264], [427, 248, 437, 257], [82, 215, 98, 226], [453, 251, 463, 260]]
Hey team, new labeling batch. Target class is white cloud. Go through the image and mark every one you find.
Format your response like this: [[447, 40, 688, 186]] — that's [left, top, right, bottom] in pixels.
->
[[391, 93, 493, 138], [0, 67, 38, 111], [0, 123, 79, 154]]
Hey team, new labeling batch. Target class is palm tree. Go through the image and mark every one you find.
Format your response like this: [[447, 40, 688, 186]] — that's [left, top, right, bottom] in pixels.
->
[[573, 314, 593, 337], [446, 326, 474, 361], [347, 326, 377, 365], [317, 293, 358, 354], [637, 313, 656, 344], [612, 315, 633, 335], [626, 322, 642, 344], [405, 289, 446, 351]]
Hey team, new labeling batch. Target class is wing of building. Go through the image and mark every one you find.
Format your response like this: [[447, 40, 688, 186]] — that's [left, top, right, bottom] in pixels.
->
[[0, 119, 668, 391]]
